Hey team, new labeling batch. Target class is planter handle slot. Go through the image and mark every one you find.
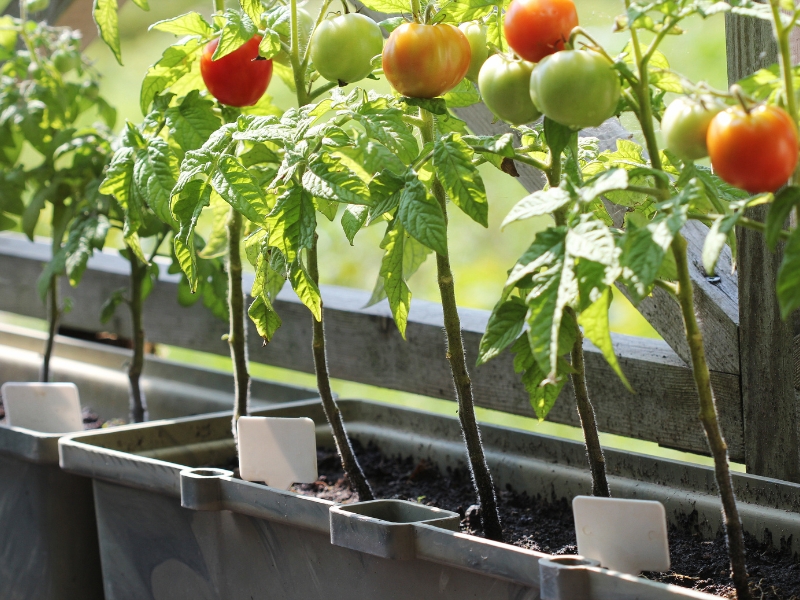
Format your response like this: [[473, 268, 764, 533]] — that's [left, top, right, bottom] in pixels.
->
[[180, 467, 233, 511], [538, 555, 600, 600]]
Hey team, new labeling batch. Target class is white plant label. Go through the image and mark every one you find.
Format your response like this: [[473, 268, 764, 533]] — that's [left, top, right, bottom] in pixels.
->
[[1, 382, 84, 433], [572, 496, 670, 575], [237, 416, 318, 490]]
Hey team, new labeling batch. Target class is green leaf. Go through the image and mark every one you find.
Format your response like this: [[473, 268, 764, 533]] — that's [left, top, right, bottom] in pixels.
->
[[442, 79, 481, 108], [477, 297, 527, 365], [140, 38, 202, 115], [248, 295, 282, 341], [766, 187, 800, 251], [240, 0, 264, 24], [172, 179, 212, 290], [342, 205, 368, 245], [164, 90, 223, 152], [578, 288, 632, 391], [351, 100, 419, 164], [506, 227, 567, 289], [501, 188, 571, 229], [134, 138, 179, 227], [402, 97, 448, 115], [703, 209, 743, 275], [379, 222, 413, 336], [150, 12, 213, 37], [302, 154, 372, 205], [544, 117, 573, 159], [289, 259, 322, 320], [777, 226, 800, 319], [213, 9, 258, 61], [100, 289, 127, 323], [211, 155, 270, 224], [93, 0, 123, 65], [510, 335, 566, 420], [433, 133, 488, 227], [578, 168, 629, 203], [397, 173, 448, 256], [266, 186, 316, 262], [358, 0, 411, 12]]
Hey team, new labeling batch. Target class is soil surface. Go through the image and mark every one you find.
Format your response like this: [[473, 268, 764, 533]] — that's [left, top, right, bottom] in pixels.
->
[[288, 442, 800, 600]]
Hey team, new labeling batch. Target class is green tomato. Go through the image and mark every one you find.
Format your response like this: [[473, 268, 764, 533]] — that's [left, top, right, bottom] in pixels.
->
[[661, 96, 724, 161], [459, 21, 488, 82], [309, 13, 383, 84], [26, 0, 50, 12], [82, 80, 100, 101], [478, 54, 540, 126], [529, 50, 621, 129], [52, 49, 81, 74]]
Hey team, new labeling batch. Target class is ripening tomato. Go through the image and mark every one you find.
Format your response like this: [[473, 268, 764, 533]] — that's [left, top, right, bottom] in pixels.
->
[[529, 50, 620, 129], [504, 0, 578, 63], [310, 13, 384, 84], [707, 104, 798, 193], [459, 21, 488, 82], [661, 96, 724, 161], [479, 54, 540, 125], [382, 23, 471, 99], [200, 36, 273, 107]]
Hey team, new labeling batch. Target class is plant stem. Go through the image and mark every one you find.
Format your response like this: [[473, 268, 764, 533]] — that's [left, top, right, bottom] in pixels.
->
[[227, 207, 250, 444], [213, 0, 225, 13], [420, 108, 503, 541], [771, 0, 798, 128], [672, 235, 751, 600], [308, 238, 374, 500], [566, 307, 610, 497], [289, 0, 373, 499], [41, 233, 61, 383], [626, 7, 750, 594], [127, 251, 148, 423]]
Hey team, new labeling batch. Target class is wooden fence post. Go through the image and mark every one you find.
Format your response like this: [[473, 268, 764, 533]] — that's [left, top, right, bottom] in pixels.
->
[[726, 12, 800, 481]]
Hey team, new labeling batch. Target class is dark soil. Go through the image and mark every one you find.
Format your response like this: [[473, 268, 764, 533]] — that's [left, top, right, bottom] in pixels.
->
[[289, 442, 800, 600]]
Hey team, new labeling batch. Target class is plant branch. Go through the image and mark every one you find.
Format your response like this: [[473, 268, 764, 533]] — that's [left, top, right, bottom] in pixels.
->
[[127, 249, 148, 423], [308, 80, 338, 100], [513, 152, 551, 172], [301, 0, 333, 70], [420, 107, 504, 541], [227, 207, 250, 445]]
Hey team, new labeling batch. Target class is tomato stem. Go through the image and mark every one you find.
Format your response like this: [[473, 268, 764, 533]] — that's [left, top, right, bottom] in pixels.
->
[[213, 0, 224, 14], [126, 248, 149, 424], [227, 207, 251, 446], [730, 84, 753, 115], [410, 0, 422, 23], [40, 216, 62, 383], [419, 107, 504, 542]]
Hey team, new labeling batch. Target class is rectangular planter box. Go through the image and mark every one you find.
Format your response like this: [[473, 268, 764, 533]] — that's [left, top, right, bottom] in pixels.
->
[[0, 325, 318, 600], [58, 396, 792, 600]]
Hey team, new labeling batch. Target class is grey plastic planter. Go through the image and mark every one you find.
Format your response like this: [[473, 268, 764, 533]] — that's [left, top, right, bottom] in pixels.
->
[[58, 398, 782, 600], [0, 325, 317, 600]]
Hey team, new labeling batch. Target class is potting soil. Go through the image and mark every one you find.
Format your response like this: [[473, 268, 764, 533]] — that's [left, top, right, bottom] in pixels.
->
[[288, 442, 800, 600]]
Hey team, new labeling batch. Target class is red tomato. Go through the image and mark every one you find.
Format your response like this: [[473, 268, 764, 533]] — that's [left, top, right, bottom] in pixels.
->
[[382, 23, 471, 99], [504, 0, 578, 63], [200, 36, 273, 107], [707, 104, 798, 193]]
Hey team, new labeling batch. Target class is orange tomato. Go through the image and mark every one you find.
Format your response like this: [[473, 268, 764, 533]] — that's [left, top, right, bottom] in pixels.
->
[[504, 0, 578, 64], [707, 104, 798, 194], [382, 23, 471, 99]]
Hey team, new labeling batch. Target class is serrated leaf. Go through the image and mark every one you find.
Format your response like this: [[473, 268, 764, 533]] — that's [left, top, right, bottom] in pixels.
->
[[140, 38, 202, 115], [766, 187, 800, 251], [240, 0, 264, 24], [342, 205, 368, 245], [164, 90, 223, 152], [134, 138, 179, 227], [442, 79, 481, 108], [302, 154, 372, 205], [434, 133, 488, 227], [172, 179, 213, 290], [578, 288, 632, 391], [359, 0, 410, 12], [100, 289, 127, 323], [266, 186, 315, 262], [211, 155, 270, 224], [150, 12, 213, 37], [502, 188, 572, 228], [397, 174, 448, 256], [477, 297, 527, 365], [213, 9, 258, 61], [703, 209, 742, 275], [544, 117, 573, 159], [579, 168, 629, 203], [507, 227, 567, 289], [289, 259, 322, 320], [93, 0, 122, 65], [248, 295, 282, 341], [380, 223, 413, 336], [402, 97, 448, 115]]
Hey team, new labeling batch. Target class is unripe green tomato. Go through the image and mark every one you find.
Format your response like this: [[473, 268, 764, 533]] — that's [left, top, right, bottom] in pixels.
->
[[309, 13, 383, 84], [661, 96, 725, 161], [26, 0, 50, 12], [52, 49, 80, 74], [82, 80, 100, 101], [478, 54, 540, 125], [529, 50, 621, 129], [275, 8, 314, 66], [459, 21, 488, 82]]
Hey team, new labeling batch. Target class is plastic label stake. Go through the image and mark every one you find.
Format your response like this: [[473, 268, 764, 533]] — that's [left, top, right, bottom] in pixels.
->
[[572, 496, 670, 575], [1, 382, 84, 433], [237, 416, 318, 490]]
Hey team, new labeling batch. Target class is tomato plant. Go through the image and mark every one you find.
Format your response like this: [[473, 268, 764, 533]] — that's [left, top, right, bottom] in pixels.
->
[[383, 23, 471, 98], [661, 96, 724, 161], [459, 21, 488, 81], [529, 50, 621, 129], [707, 104, 798, 193], [478, 54, 540, 125], [201, 36, 273, 107], [309, 13, 383, 84], [504, 0, 578, 63]]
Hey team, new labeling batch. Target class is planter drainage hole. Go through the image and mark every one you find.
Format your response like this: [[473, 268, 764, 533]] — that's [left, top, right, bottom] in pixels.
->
[[547, 556, 595, 567], [185, 468, 230, 478]]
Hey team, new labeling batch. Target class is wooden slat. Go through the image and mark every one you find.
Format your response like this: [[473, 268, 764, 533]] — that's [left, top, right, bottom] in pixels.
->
[[0, 235, 744, 459], [725, 12, 800, 481]]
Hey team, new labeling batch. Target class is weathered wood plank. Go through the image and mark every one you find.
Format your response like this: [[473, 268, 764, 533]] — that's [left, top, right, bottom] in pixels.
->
[[0, 235, 744, 459], [726, 12, 800, 481]]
